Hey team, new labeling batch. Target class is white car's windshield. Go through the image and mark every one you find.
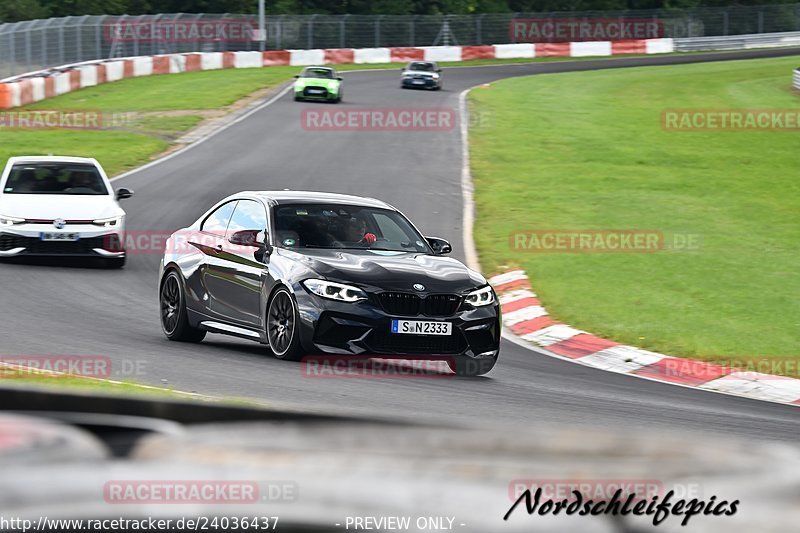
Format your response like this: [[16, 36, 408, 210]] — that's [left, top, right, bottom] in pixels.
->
[[408, 62, 435, 72], [3, 163, 108, 195]]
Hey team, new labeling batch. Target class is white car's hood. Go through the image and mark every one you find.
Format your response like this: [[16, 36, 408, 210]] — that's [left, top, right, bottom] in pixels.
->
[[0, 194, 122, 220]]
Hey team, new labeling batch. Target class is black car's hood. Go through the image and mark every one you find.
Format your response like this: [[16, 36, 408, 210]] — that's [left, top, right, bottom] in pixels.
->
[[283, 249, 486, 293]]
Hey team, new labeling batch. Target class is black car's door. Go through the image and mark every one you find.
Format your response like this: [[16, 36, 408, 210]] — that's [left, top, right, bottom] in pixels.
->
[[214, 199, 270, 328], [187, 200, 238, 322]]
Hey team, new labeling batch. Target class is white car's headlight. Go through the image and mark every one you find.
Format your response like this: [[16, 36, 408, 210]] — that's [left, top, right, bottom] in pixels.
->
[[92, 216, 123, 228], [0, 214, 25, 226], [432, 73, 440, 79], [303, 279, 367, 303], [464, 286, 495, 307]]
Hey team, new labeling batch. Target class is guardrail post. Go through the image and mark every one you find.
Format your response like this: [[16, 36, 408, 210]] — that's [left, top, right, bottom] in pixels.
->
[[9, 31, 15, 77], [25, 27, 32, 72], [722, 10, 729, 36], [308, 14, 317, 49], [340, 14, 349, 49], [76, 15, 89, 63], [477, 13, 486, 45], [96, 16, 105, 59], [41, 20, 48, 69], [59, 18, 65, 65], [277, 14, 285, 50], [375, 15, 384, 48], [758, 10, 764, 34]]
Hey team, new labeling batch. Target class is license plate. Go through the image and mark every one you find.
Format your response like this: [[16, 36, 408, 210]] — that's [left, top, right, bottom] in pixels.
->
[[412, 79, 425, 85], [391, 320, 451, 336], [308, 88, 324, 94], [40, 232, 79, 241]]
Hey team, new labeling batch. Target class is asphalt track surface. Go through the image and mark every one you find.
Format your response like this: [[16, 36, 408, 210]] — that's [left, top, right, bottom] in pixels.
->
[[1, 48, 799, 442]]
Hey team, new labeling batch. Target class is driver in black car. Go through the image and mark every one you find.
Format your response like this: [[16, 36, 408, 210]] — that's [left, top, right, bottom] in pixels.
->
[[341, 216, 377, 246]]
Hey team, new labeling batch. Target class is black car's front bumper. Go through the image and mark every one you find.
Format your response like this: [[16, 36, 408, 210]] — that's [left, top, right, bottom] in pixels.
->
[[294, 286, 500, 359]]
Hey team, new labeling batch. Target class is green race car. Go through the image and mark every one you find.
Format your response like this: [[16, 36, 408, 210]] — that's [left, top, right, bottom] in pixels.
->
[[293, 66, 343, 103]]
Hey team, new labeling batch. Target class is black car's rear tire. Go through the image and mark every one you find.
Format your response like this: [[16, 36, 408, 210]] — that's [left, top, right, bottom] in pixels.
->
[[160, 270, 206, 342], [448, 356, 497, 377], [267, 287, 304, 361]]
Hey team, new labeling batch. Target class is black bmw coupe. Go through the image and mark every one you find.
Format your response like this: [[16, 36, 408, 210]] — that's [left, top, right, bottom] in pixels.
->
[[158, 191, 500, 376]]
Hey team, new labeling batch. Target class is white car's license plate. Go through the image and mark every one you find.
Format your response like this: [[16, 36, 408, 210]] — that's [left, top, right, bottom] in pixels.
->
[[412, 79, 425, 85], [391, 320, 451, 336], [40, 232, 79, 241]]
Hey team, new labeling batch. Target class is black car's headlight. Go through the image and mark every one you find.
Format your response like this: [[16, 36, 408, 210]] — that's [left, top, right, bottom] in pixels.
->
[[302, 279, 367, 303], [464, 286, 495, 307]]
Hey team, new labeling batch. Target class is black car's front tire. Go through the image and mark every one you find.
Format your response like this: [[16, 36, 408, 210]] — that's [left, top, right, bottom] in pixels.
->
[[267, 287, 304, 361], [448, 356, 497, 377], [160, 270, 206, 343]]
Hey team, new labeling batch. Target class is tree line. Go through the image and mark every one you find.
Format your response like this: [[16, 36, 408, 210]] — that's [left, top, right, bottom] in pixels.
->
[[2, 0, 797, 23]]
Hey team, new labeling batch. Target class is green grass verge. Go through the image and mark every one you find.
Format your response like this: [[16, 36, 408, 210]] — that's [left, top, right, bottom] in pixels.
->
[[470, 55, 800, 375]]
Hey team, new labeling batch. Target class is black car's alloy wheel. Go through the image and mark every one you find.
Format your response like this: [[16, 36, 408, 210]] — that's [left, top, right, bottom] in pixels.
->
[[267, 288, 303, 360], [160, 271, 206, 342]]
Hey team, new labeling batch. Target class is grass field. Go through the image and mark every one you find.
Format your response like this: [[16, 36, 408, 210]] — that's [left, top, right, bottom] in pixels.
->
[[469, 56, 800, 374]]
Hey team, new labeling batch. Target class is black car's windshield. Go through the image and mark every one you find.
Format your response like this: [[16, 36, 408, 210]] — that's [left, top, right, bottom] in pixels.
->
[[274, 204, 431, 253], [3, 163, 108, 195], [408, 62, 435, 72], [301, 68, 334, 79]]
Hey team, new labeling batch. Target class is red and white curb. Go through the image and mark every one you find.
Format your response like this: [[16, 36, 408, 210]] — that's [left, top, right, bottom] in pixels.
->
[[0, 39, 675, 110], [490, 270, 800, 406]]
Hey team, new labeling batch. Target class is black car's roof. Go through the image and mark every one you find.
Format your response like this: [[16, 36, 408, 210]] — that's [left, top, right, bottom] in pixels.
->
[[240, 190, 393, 210]]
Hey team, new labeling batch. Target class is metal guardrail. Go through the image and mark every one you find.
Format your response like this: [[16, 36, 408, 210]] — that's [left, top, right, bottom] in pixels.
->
[[674, 29, 800, 51], [2, 5, 800, 77], [794, 67, 800, 89]]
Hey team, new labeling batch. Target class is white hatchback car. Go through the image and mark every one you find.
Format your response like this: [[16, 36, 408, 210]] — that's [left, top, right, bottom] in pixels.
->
[[0, 156, 133, 268]]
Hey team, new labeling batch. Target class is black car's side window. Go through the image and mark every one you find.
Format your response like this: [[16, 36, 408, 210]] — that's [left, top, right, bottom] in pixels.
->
[[201, 201, 237, 236], [226, 200, 268, 236]]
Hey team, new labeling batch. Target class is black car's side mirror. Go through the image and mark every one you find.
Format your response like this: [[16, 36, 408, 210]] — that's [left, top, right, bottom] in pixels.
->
[[426, 236, 452, 255], [337, 77, 343, 81], [293, 74, 299, 78], [229, 229, 264, 247], [437, 68, 442, 72], [116, 188, 134, 200]]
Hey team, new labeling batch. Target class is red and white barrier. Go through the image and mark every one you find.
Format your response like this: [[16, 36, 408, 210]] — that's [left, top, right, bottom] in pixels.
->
[[491, 270, 800, 407], [0, 39, 675, 110]]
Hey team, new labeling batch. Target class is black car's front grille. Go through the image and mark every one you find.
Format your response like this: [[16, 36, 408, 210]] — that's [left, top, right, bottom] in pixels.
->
[[0, 233, 112, 255], [424, 294, 462, 316], [377, 292, 420, 316], [376, 292, 462, 317], [366, 328, 467, 355]]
